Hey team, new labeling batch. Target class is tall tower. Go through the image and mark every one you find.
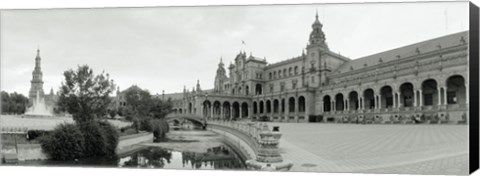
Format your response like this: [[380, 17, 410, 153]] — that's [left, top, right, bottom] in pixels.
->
[[214, 58, 228, 93], [28, 49, 45, 103], [305, 12, 329, 88]]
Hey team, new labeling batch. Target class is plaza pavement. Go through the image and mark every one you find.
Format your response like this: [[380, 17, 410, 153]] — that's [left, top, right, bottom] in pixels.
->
[[267, 122, 469, 175]]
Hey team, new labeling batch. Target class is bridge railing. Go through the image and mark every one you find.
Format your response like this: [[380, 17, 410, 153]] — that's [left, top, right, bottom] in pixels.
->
[[207, 120, 272, 153]]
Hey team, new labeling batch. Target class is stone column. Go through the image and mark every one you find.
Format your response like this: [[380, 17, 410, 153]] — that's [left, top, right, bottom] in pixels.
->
[[210, 105, 214, 119], [466, 83, 469, 104], [361, 97, 365, 110], [230, 106, 233, 120], [419, 90, 423, 107], [413, 90, 417, 107], [220, 105, 224, 119], [248, 104, 253, 119], [239, 105, 243, 119], [398, 92, 403, 108], [285, 99, 289, 118], [378, 95, 382, 110], [345, 99, 349, 111], [393, 93, 397, 108], [443, 87, 448, 105], [438, 87, 442, 106], [332, 100, 336, 111]]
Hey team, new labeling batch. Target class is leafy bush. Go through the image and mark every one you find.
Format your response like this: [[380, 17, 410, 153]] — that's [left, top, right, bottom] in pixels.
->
[[152, 119, 169, 142], [98, 121, 120, 156], [77, 121, 108, 157], [40, 123, 85, 160]]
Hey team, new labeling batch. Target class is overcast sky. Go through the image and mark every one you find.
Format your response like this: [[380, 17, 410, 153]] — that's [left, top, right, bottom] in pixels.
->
[[0, 2, 468, 96]]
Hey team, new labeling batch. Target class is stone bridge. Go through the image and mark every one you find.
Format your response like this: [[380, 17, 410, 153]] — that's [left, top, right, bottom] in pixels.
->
[[165, 114, 206, 127]]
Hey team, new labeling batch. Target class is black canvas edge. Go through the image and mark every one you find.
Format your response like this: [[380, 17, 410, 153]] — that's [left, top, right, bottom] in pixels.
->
[[470, 1, 480, 175]]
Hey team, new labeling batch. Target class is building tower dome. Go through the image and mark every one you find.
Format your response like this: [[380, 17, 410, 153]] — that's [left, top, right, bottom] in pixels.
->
[[29, 48, 45, 103], [308, 11, 328, 50]]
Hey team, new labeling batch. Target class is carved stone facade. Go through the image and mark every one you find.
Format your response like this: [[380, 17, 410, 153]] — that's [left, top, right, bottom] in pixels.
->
[[169, 13, 469, 124]]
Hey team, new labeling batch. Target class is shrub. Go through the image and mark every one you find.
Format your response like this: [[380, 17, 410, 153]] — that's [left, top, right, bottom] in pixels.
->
[[152, 119, 169, 142], [98, 121, 120, 156], [40, 123, 85, 160], [77, 121, 108, 157]]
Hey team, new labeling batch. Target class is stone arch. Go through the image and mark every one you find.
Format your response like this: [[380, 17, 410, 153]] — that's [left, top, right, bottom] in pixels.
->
[[241, 102, 249, 118], [348, 91, 359, 110], [335, 93, 344, 111], [213, 101, 221, 118], [266, 100, 272, 113], [380, 85, 393, 108], [232, 102, 240, 120], [259, 101, 264, 114], [364, 88, 375, 109], [203, 100, 212, 118], [288, 97, 295, 113], [399, 82, 414, 107], [253, 101, 258, 114], [223, 102, 231, 119], [273, 99, 279, 113], [298, 96, 306, 112], [421, 79, 438, 106], [323, 95, 331, 112], [281, 98, 286, 113], [446, 75, 466, 105]]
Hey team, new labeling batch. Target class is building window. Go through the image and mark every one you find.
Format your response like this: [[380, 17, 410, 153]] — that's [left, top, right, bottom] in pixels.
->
[[283, 69, 287, 77], [270, 84, 274, 93], [269, 72, 272, 80], [280, 82, 285, 92], [447, 91, 457, 104], [292, 80, 297, 89], [294, 66, 298, 74]]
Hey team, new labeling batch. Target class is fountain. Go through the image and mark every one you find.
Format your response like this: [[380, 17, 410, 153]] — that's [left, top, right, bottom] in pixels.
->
[[24, 91, 53, 118]]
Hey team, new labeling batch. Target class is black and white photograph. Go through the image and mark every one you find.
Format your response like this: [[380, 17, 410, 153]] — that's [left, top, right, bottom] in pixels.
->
[[0, 1, 477, 176]]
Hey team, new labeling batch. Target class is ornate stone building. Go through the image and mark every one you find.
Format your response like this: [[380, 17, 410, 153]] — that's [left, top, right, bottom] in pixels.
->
[[169, 13, 469, 124], [28, 49, 58, 109]]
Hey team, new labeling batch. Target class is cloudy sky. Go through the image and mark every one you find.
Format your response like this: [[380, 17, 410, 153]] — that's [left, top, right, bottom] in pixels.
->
[[0, 2, 468, 96]]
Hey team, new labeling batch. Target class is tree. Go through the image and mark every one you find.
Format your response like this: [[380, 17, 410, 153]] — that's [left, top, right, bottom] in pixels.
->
[[57, 65, 115, 122], [1, 91, 29, 115], [123, 86, 152, 117], [150, 97, 173, 119]]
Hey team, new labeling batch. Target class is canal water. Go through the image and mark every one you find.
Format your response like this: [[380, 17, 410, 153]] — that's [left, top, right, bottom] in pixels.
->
[[18, 127, 246, 170]]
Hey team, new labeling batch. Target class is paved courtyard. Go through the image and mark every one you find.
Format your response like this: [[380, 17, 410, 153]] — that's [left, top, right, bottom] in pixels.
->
[[268, 122, 469, 175]]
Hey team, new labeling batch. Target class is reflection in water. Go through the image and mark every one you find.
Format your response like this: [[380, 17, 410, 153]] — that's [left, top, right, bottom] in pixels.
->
[[118, 146, 245, 170]]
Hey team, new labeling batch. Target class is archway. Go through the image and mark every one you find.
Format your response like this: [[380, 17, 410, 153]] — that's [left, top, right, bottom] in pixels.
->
[[259, 101, 264, 114], [422, 79, 438, 106], [273, 99, 279, 113], [364, 89, 375, 109], [266, 100, 272, 113], [348, 91, 359, 110], [298, 96, 306, 112], [380, 86, 393, 108], [281, 99, 285, 113], [223, 102, 231, 120], [232, 102, 240, 120], [253, 101, 258, 114], [446, 75, 466, 105], [213, 101, 221, 118], [335, 93, 344, 111], [241, 102, 248, 118], [203, 100, 212, 118], [323, 95, 331, 112], [400, 83, 414, 107], [288, 97, 295, 113]]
